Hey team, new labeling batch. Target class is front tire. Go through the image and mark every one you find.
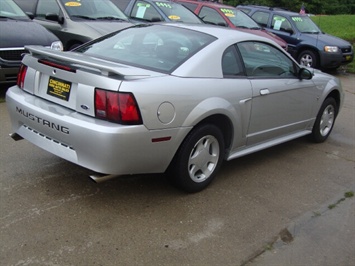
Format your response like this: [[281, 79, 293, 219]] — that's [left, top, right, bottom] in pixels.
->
[[311, 97, 338, 143], [169, 124, 225, 193], [298, 50, 318, 68]]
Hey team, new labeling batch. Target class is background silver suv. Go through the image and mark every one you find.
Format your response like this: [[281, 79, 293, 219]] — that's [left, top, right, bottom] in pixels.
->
[[14, 0, 133, 50]]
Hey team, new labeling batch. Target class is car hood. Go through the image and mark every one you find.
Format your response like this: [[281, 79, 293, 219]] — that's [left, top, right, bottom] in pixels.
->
[[79, 21, 133, 35], [302, 32, 351, 47], [0, 20, 59, 48]]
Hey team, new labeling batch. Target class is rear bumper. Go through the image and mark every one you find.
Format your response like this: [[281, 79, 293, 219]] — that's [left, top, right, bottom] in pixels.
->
[[6, 86, 186, 175]]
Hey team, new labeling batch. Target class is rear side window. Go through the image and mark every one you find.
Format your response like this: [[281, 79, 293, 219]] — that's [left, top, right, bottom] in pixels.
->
[[222, 46, 244, 77], [251, 11, 269, 27]]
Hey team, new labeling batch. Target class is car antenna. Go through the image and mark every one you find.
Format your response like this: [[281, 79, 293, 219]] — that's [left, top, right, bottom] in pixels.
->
[[301, 3, 316, 73], [315, 4, 321, 72]]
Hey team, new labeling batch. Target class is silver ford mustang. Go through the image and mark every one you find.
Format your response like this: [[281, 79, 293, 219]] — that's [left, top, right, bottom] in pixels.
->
[[6, 24, 343, 192]]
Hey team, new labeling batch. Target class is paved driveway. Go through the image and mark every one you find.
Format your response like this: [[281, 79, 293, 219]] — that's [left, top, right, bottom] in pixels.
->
[[1, 73, 354, 265]]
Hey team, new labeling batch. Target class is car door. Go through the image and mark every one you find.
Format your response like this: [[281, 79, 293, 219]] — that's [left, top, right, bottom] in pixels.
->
[[236, 41, 318, 145], [268, 14, 301, 55]]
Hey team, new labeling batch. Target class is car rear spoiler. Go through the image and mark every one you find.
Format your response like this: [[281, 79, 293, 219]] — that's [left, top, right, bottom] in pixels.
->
[[25, 45, 158, 79]]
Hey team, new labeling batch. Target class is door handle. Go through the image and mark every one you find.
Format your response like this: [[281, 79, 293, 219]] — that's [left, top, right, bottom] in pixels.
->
[[260, 89, 270, 95]]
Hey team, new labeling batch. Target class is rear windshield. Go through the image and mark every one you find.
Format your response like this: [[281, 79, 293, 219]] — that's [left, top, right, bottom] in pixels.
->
[[74, 25, 216, 73]]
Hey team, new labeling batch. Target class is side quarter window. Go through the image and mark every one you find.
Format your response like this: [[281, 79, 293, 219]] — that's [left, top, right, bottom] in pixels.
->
[[251, 11, 269, 28], [222, 45, 244, 77], [237, 41, 297, 78], [37, 0, 59, 18]]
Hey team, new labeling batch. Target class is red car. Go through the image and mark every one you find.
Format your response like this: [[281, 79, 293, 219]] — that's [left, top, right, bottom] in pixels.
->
[[173, 0, 287, 50]]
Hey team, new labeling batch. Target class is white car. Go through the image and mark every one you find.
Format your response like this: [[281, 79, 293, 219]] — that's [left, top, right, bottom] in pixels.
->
[[6, 24, 343, 192]]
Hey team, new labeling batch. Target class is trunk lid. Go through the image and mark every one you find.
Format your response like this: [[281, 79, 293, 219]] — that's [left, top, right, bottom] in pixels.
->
[[21, 45, 164, 117]]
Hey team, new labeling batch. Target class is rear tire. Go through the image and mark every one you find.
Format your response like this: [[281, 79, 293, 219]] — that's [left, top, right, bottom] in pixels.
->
[[311, 97, 337, 143], [169, 124, 225, 193]]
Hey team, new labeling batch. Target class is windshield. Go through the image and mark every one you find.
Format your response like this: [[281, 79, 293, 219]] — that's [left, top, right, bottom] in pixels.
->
[[74, 25, 216, 73], [59, 0, 128, 20], [291, 16, 321, 33], [0, 0, 29, 20], [154, 1, 202, 23], [220, 7, 260, 29]]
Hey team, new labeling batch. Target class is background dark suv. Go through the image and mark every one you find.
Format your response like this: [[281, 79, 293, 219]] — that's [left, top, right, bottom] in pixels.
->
[[238, 5, 353, 70]]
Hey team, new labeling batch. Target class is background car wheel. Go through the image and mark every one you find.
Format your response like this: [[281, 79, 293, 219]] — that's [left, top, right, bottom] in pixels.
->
[[298, 50, 318, 68], [311, 97, 338, 143], [169, 124, 225, 193]]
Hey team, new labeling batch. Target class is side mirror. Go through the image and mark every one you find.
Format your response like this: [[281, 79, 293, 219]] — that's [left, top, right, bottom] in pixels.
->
[[285, 28, 294, 35], [151, 17, 162, 22], [45, 13, 64, 24], [298, 68, 313, 80], [25, 12, 34, 19], [217, 22, 228, 27]]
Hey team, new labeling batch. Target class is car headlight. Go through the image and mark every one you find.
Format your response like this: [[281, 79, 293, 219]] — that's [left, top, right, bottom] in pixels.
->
[[324, 46, 339, 53], [50, 41, 64, 51]]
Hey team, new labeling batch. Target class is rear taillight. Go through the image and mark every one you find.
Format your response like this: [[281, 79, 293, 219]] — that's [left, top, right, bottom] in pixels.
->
[[17, 64, 28, 89], [95, 88, 142, 125]]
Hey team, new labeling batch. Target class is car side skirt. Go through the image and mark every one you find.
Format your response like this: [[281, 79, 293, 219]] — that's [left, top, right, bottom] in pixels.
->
[[227, 130, 311, 161]]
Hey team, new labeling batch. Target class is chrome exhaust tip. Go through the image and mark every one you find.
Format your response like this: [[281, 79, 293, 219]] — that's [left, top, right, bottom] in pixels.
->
[[10, 133, 23, 141], [89, 173, 118, 183]]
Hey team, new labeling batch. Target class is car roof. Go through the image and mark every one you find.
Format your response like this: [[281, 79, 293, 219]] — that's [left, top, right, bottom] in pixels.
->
[[178, 0, 239, 9], [237, 5, 304, 17]]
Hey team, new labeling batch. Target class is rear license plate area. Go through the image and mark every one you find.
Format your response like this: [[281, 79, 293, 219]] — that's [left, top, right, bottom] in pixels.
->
[[47, 76, 72, 101]]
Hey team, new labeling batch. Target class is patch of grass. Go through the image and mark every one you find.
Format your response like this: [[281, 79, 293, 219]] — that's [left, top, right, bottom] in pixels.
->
[[312, 211, 321, 217], [311, 15, 355, 73], [265, 244, 273, 251], [328, 191, 354, 209], [345, 191, 354, 198], [311, 15, 355, 43]]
